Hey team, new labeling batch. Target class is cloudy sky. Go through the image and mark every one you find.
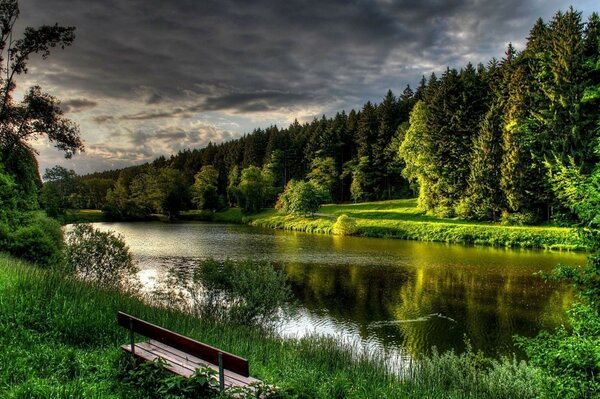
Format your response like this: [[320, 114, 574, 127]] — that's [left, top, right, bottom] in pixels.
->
[[16, 0, 597, 175]]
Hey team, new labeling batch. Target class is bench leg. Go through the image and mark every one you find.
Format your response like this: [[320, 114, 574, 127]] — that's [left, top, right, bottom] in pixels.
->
[[129, 320, 135, 354], [218, 352, 225, 392]]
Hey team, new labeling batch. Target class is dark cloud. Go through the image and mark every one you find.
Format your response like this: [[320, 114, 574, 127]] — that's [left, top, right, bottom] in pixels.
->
[[60, 98, 98, 113], [19, 0, 584, 113]]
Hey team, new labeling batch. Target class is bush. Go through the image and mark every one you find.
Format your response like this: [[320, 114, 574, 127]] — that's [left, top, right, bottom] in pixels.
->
[[157, 258, 293, 327], [332, 214, 358, 236], [64, 223, 137, 289], [517, 255, 600, 398], [500, 210, 540, 226], [4, 212, 64, 267]]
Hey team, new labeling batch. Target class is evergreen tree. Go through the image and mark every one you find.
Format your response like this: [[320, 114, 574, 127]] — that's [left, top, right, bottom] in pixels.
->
[[460, 102, 505, 220], [355, 102, 378, 199]]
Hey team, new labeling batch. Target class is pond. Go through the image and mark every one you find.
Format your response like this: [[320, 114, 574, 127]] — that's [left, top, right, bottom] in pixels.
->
[[92, 221, 585, 361]]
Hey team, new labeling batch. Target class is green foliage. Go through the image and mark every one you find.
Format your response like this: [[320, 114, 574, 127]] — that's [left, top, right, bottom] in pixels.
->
[[121, 358, 220, 399], [399, 101, 432, 208], [105, 166, 189, 220], [350, 156, 371, 202], [261, 150, 285, 205], [64, 223, 137, 289], [191, 165, 221, 211], [332, 214, 358, 236], [227, 165, 241, 207], [0, 211, 64, 267], [236, 165, 269, 214], [461, 102, 505, 221], [307, 156, 338, 203], [0, 2, 82, 215], [517, 256, 600, 398], [159, 258, 293, 327], [0, 164, 17, 224], [276, 180, 322, 216], [40, 165, 81, 216], [518, 102, 600, 398]]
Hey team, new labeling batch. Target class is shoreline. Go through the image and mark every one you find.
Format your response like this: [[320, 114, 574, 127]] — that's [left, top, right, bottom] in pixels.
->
[[63, 199, 586, 251]]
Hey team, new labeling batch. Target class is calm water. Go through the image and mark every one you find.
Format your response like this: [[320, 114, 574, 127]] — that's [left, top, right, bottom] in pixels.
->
[[93, 221, 585, 360]]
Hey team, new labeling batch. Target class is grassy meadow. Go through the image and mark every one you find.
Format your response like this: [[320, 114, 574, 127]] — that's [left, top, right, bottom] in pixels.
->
[[180, 199, 583, 250]]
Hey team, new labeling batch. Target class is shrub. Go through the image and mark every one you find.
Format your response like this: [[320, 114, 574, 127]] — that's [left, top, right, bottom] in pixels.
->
[[332, 214, 358, 236], [6, 212, 64, 267], [157, 258, 293, 327], [64, 223, 137, 289], [500, 210, 540, 226], [517, 255, 600, 398]]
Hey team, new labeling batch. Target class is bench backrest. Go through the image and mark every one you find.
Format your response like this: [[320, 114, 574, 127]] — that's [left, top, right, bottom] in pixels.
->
[[117, 311, 250, 377]]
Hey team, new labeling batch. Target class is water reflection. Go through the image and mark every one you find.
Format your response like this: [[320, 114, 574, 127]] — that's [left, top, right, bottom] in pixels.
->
[[92, 221, 583, 358]]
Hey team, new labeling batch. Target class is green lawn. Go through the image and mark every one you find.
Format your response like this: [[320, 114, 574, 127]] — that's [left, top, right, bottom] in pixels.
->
[[244, 199, 583, 250], [319, 199, 492, 224]]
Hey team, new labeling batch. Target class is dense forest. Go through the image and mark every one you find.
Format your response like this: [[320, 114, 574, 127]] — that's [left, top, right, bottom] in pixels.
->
[[43, 7, 600, 224]]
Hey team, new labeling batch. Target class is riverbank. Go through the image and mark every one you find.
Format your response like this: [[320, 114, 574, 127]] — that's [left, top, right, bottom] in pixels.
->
[[0, 253, 544, 398], [182, 199, 584, 251], [63, 199, 583, 250]]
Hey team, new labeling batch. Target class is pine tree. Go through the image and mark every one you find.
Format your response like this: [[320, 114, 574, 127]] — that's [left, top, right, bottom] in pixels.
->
[[461, 102, 505, 220]]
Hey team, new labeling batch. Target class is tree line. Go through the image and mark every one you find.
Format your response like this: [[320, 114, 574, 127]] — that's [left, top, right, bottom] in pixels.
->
[[47, 7, 600, 225]]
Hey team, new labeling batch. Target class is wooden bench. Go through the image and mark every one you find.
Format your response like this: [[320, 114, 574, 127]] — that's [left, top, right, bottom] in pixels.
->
[[117, 311, 261, 392]]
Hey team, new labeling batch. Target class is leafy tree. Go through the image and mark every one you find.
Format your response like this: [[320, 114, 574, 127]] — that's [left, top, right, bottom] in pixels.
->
[[227, 165, 240, 207], [82, 177, 114, 209], [0, 1, 82, 187], [375, 90, 401, 199], [350, 156, 371, 202], [399, 101, 433, 207], [519, 141, 600, 397], [191, 165, 220, 211], [237, 166, 265, 213], [40, 165, 79, 216], [276, 180, 322, 216], [355, 102, 378, 199], [306, 156, 337, 203], [0, 163, 16, 223], [131, 167, 188, 219], [261, 150, 285, 205]]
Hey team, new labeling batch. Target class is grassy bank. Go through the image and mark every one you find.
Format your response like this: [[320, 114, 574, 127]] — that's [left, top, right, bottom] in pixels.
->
[[0, 253, 544, 398], [184, 199, 583, 250]]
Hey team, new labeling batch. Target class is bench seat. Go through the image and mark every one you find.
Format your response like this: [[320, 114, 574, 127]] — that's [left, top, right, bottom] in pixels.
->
[[117, 311, 262, 393], [120, 339, 260, 389]]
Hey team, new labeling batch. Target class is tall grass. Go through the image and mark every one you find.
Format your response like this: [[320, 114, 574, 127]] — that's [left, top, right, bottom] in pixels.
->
[[0, 254, 547, 398]]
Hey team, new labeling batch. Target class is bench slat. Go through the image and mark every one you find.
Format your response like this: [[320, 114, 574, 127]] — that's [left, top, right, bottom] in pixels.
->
[[117, 311, 249, 377], [121, 344, 195, 377], [121, 343, 253, 389], [144, 340, 259, 386]]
